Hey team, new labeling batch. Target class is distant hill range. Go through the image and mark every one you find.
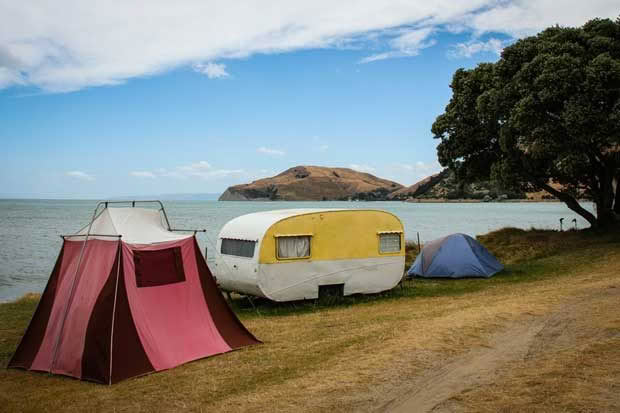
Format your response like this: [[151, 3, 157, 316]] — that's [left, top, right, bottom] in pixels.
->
[[389, 169, 530, 201], [219, 165, 551, 202]]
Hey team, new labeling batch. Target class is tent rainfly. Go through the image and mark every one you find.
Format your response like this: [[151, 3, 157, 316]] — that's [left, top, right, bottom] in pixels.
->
[[407, 233, 503, 278], [8, 201, 260, 384]]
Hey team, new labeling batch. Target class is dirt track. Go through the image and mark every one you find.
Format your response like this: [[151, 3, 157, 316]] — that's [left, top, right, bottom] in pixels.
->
[[380, 278, 620, 413]]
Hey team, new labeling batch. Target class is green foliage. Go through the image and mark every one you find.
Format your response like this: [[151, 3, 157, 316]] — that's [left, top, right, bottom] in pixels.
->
[[433, 17, 620, 228], [416, 169, 525, 200]]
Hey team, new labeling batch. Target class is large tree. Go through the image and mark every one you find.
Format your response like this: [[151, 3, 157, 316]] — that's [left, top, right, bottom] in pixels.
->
[[432, 17, 620, 228]]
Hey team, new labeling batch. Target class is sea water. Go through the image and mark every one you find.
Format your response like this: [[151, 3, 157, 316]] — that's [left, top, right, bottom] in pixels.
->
[[0, 199, 594, 302]]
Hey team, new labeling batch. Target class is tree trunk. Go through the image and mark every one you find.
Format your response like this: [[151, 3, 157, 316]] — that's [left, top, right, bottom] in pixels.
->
[[594, 172, 619, 228], [594, 202, 617, 229], [540, 183, 598, 228]]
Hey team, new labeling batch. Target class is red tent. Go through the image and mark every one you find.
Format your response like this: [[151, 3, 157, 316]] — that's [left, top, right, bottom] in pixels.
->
[[9, 201, 259, 384]]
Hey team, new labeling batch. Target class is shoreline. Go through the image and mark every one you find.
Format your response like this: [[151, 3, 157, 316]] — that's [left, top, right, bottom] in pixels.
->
[[403, 198, 564, 203]]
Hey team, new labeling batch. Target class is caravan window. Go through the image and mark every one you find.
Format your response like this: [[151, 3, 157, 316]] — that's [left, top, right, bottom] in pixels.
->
[[379, 233, 401, 253], [277, 236, 311, 259], [134, 247, 186, 288], [221, 238, 256, 258]]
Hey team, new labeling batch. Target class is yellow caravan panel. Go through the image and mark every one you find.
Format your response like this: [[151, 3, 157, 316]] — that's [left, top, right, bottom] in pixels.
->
[[214, 209, 406, 302], [260, 210, 404, 263]]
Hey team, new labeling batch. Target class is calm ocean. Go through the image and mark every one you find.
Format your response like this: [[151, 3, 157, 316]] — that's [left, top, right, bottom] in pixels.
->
[[0, 199, 594, 302]]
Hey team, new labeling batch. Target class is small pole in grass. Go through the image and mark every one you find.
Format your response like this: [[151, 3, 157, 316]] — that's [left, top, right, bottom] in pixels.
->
[[417, 232, 421, 253], [559, 218, 564, 231], [247, 295, 257, 312]]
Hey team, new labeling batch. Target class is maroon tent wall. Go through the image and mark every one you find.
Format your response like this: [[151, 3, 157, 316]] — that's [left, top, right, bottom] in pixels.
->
[[9, 237, 259, 384], [8, 244, 67, 371]]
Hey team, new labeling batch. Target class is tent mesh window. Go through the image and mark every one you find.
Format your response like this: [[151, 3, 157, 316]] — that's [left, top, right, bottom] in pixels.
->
[[134, 247, 186, 288], [277, 236, 311, 259], [221, 239, 256, 258], [379, 233, 401, 253]]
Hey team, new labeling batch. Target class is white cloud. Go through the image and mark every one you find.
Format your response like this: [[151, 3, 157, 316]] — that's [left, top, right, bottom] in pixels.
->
[[448, 38, 507, 58], [257, 146, 285, 156], [133, 161, 243, 180], [192, 62, 230, 79], [397, 163, 415, 171], [318, 144, 329, 151], [466, 0, 617, 38], [395, 160, 443, 181], [360, 27, 436, 63], [203, 168, 245, 177], [416, 160, 442, 172], [0, 1, 617, 91], [0, 67, 25, 88], [178, 160, 212, 173], [66, 170, 95, 181], [130, 171, 156, 178], [349, 164, 376, 173]]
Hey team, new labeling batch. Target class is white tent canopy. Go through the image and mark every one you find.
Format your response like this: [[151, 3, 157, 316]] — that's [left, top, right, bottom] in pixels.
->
[[70, 207, 191, 244]]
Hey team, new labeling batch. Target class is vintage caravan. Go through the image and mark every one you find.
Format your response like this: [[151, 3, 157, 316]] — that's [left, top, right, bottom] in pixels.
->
[[214, 209, 405, 302]]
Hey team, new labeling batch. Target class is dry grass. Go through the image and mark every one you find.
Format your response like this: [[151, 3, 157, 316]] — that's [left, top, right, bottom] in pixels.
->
[[446, 273, 620, 412], [404, 240, 420, 270], [1, 227, 619, 412], [477, 226, 620, 264]]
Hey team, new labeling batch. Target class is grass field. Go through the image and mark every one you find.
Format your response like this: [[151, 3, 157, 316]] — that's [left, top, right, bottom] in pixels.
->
[[1, 227, 619, 412]]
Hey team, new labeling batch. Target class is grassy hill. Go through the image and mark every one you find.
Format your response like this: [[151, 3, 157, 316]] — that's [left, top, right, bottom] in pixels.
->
[[219, 165, 403, 201]]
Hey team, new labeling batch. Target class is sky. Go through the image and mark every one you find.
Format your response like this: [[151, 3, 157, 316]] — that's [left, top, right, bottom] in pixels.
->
[[0, 1, 618, 198]]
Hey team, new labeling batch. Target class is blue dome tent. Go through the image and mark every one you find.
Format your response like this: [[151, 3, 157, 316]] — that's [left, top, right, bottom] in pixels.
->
[[407, 233, 503, 278]]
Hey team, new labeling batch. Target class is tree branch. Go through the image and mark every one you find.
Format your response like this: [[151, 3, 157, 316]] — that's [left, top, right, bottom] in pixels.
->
[[539, 182, 597, 227]]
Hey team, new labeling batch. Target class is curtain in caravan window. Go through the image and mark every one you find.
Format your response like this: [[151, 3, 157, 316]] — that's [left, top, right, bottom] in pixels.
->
[[221, 239, 256, 258], [379, 233, 401, 253], [277, 236, 310, 259]]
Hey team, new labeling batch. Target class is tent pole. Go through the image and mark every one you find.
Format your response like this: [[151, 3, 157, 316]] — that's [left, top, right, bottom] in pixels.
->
[[108, 239, 123, 385], [60, 234, 122, 239], [50, 201, 105, 374], [157, 201, 173, 230], [417, 232, 421, 253]]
